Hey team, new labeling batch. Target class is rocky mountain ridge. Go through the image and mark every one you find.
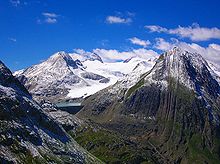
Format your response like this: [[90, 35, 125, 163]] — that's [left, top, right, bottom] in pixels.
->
[[77, 47, 220, 163], [15, 51, 156, 103], [0, 60, 101, 163]]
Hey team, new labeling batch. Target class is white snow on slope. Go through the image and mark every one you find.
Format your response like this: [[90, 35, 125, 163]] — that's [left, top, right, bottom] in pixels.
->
[[67, 57, 156, 98], [208, 61, 220, 77], [207, 60, 220, 84], [13, 48, 220, 101], [14, 51, 157, 100]]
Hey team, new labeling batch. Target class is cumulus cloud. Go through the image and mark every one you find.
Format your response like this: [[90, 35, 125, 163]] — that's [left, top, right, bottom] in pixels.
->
[[38, 12, 59, 24], [129, 37, 151, 47], [106, 16, 132, 24], [154, 38, 176, 51], [145, 23, 220, 41], [93, 48, 158, 62], [145, 25, 167, 33]]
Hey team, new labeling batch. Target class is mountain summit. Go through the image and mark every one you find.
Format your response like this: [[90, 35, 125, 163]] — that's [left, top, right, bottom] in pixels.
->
[[47, 51, 80, 69], [78, 47, 220, 163], [14, 51, 108, 102], [145, 47, 220, 106], [0, 60, 100, 163], [15, 51, 156, 102]]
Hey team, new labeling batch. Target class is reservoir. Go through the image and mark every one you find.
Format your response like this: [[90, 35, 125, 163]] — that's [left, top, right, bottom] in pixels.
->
[[55, 102, 83, 115]]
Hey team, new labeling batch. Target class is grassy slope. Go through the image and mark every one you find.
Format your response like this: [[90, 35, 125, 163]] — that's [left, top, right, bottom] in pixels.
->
[[70, 125, 155, 164]]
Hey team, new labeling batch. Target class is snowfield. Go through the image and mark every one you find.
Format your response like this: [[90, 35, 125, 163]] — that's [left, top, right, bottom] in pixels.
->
[[14, 51, 157, 100], [14, 49, 220, 101], [67, 57, 156, 98]]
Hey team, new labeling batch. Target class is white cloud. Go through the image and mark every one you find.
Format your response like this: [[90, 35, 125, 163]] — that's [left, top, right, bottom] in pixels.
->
[[145, 23, 220, 41], [145, 25, 167, 33], [45, 17, 57, 24], [42, 12, 59, 18], [74, 49, 87, 54], [38, 12, 59, 24], [72, 48, 158, 63], [106, 16, 132, 24], [154, 38, 178, 51], [129, 37, 151, 47], [93, 48, 158, 62]]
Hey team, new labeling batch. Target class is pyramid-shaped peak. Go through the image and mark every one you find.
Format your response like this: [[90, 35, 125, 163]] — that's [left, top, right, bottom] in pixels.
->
[[160, 47, 207, 67], [49, 51, 71, 59], [147, 48, 220, 98], [165, 46, 187, 56], [46, 51, 78, 69]]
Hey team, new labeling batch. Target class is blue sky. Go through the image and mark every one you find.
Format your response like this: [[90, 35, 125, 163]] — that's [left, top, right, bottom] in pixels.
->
[[1, 0, 220, 71]]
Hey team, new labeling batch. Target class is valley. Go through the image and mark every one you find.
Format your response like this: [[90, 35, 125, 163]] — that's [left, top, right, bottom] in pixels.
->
[[2, 1, 220, 163], [1, 47, 220, 163]]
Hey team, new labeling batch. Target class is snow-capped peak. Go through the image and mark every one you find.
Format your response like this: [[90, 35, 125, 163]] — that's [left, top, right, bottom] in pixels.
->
[[145, 47, 220, 99], [14, 51, 157, 102], [46, 51, 79, 69], [50, 51, 69, 58]]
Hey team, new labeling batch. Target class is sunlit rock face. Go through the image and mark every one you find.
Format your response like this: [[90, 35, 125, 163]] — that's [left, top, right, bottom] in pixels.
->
[[14, 51, 156, 103], [0, 60, 100, 163], [78, 48, 220, 163]]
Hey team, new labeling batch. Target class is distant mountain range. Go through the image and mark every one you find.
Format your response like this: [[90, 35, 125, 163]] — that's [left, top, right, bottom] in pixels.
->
[[14, 51, 156, 103], [2, 47, 220, 163]]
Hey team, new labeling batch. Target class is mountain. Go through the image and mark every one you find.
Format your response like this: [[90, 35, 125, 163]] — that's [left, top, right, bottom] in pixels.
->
[[77, 47, 220, 163], [0, 60, 101, 163], [14, 51, 156, 103], [207, 61, 220, 83]]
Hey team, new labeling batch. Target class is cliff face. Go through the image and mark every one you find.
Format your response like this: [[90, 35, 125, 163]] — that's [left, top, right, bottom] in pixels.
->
[[0, 61, 101, 163], [78, 48, 220, 163]]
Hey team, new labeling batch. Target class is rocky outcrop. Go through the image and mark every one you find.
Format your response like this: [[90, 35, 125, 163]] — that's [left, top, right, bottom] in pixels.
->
[[14, 52, 156, 102], [14, 52, 116, 102], [78, 48, 220, 163], [0, 60, 102, 163]]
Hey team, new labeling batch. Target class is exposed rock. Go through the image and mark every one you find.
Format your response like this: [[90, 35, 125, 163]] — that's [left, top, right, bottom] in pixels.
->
[[0, 60, 102, 163], [77, 47, 220, 163], [81, 72, 105, 80], [14, 52, 156, 102]]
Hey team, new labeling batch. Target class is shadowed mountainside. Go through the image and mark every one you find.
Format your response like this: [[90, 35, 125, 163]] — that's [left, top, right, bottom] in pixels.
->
[[77, 48, 220, 163]]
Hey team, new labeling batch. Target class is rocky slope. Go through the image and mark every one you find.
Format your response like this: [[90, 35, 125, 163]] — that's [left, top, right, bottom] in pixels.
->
[[77, 47, 220, 163], [0, 60, 101, 163], [14, 51, 156, 103]]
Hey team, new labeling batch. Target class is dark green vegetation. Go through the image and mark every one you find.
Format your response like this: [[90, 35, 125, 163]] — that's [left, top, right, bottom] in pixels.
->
[[70, 124, 156, 164], [3, 49, 220, 163], [77, 49, 220, 163], [77, 76, 220, 163], [126, 78, 144, 98]]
